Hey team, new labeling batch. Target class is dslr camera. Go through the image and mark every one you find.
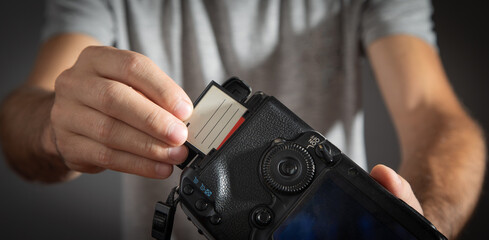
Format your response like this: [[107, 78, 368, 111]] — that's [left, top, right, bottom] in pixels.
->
[[152, 78, 446, 240]]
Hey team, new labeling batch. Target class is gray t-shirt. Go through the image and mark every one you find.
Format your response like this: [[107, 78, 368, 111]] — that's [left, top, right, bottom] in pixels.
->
[[42, 0, 436, 239]]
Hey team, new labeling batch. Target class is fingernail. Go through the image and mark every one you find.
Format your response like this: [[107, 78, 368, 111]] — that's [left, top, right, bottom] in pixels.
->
[[168, 145, 188, 163], [155, 163, 171, 178], [168, 121, 188, 145], [174, 100, 193, 120]]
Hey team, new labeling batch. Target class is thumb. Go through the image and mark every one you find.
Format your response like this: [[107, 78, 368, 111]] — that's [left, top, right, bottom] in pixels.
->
[[370, 164, 424, 215]]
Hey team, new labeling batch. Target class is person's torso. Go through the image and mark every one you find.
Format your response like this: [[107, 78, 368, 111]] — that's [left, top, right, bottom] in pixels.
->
[[111, 1, 367, 239]]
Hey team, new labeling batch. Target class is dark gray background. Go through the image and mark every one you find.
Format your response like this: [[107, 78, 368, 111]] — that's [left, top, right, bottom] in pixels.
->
[[0, 1, 487, 239]]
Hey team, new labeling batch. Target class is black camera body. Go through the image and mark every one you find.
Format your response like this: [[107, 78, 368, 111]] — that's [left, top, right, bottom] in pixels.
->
[[152, 78, 446, 240]]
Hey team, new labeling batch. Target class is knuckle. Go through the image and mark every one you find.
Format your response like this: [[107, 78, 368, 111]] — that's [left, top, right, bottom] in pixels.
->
[[97, 81, 122, 112], [80, 45, 101, 58], [144, 108, 165, 133], [143, 137, 163, 159], [97, 147, 113, 167], [78, 46, 99, 63], [121, 53, 146, 78], [78, 47, 92, 59], [81, 45, 97, 54], [131, 159, 146, 175], [80, 46, 117, 63], [166, 91, 182, 110], [155, 85, 171, 100], [54, 68, 74, 93], [154, 82, 185, 110], [96, 116, 116, 143]]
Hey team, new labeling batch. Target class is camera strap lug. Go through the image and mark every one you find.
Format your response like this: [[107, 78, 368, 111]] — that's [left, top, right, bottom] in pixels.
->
[[152, 186, 180, 240]]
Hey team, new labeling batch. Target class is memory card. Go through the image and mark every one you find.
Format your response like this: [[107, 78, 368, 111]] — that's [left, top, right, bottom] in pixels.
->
[[185, 82, 248, 155]]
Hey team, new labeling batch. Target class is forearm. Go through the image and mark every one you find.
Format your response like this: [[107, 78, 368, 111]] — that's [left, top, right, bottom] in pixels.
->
[[367, 35, 486, 238], [398, 109, 486, 238], [0, 86, 79, 183]]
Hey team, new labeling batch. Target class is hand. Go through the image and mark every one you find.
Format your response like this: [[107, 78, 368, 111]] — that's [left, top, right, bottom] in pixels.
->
[[49, 46, 193, 179], [370, 164, 423, 215]]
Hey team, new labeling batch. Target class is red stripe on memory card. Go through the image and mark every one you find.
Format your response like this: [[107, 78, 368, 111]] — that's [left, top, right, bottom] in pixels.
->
[[217, 117, 245, 150]]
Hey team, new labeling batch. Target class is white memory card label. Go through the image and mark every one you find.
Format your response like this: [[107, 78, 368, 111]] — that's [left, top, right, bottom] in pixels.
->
[[185, 84, 247, 155]]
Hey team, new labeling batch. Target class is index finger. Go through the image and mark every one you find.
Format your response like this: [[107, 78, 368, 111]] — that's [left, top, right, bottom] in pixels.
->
[[78, 46, 193, 120]]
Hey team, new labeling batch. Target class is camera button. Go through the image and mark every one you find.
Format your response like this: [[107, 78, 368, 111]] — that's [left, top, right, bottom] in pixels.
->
[[195, 199, 209, 211], [209, 215, 222, 225], [315, 143, 334, 164], [183, 184, 194, 195], [252, 207, 273, 227]]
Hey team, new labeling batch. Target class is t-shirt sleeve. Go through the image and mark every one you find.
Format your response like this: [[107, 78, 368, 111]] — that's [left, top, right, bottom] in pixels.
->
[[361, 0, 437, 48], [42, 0, 115, 46]]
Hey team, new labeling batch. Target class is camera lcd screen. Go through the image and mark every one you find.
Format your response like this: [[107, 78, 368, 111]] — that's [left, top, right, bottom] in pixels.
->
[[273, 173, 417, 240]]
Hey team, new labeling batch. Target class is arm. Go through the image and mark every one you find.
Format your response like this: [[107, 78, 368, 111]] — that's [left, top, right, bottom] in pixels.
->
[[0, 34, 100, 182], [367, 34, 486, 238], [0, 33, 192, 183]]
